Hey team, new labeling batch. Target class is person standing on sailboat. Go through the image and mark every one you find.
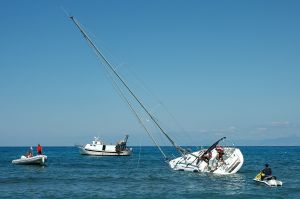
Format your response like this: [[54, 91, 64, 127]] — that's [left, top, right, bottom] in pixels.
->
[[216, 145, 225, 161], [201, 150, 212, 163]]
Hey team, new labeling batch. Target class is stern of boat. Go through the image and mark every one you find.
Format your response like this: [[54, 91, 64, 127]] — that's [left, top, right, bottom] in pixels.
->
[[213, 147, 244, 174]]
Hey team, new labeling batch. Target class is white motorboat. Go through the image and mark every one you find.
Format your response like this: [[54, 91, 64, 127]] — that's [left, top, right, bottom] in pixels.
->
[[79, 135, 132, 156], [12, 155, 47, 165], [69, 16, 244, 174], [253, 172, 283, 187]]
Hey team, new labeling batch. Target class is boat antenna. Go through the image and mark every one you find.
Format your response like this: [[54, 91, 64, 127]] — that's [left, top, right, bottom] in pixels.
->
[[69, 16, 181, 156]]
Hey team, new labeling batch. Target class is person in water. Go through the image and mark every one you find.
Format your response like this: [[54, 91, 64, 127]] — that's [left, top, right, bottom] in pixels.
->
[[37, 144, 43, 155], [261, 164, 272, 180]]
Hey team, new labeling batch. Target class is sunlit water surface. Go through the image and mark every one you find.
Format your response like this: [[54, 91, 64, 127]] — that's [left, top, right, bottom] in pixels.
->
[[0, 146, 299, 198]]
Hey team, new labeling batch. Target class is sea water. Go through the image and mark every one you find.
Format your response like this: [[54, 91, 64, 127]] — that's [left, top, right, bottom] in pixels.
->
[[0, 146, 299, 198]]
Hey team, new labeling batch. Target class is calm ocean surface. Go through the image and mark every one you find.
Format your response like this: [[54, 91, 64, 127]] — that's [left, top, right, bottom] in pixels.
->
[[0, 146, 299, 199]]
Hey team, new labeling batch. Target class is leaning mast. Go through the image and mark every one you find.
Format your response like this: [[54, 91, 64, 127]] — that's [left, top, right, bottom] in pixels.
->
[[69, 16, 188, 157]]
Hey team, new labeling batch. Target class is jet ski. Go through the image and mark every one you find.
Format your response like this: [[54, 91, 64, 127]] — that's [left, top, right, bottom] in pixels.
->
[[253, 172, 283, 187]]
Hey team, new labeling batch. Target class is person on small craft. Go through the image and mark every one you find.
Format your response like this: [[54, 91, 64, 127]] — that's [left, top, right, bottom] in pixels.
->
[[261, 164, 272, 180], [26, 147, 33, 158], [37, 144, 43, 155]]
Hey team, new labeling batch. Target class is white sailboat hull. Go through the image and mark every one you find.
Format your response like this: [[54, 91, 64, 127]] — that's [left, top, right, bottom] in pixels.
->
[[169, 147, 243, 174], [12, 155, 47, 165]]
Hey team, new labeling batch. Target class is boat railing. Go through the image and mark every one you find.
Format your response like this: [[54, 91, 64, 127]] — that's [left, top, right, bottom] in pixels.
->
[[222, 147, 236, 160]]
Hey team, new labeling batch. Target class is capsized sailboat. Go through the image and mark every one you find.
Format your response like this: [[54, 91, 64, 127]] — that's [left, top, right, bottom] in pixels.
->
[[69, 16, 244, 174], [169, 137, 243, 174]]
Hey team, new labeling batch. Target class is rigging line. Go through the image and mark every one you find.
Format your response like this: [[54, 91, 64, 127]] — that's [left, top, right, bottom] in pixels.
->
[[69, 16, 187, 157], [136, 136, 142, 169], [90, 38, 168, 159], [126, 65, 191, 140], [107, 67, 167, 159], [101, 60, 168, 159], [60, 6, 71, 18]]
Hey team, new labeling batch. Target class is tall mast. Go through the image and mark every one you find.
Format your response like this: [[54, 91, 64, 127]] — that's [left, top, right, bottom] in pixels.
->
[[106, 62, 167, 159], [69, 16, 188, 156]]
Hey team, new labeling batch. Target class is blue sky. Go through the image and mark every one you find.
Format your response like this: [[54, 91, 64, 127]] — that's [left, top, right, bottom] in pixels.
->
[[0, 0, 299, 146]]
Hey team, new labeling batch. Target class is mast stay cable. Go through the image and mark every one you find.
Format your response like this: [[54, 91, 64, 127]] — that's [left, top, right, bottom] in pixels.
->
[[69, 16, 182, 157], [102, 62, 168, 159]]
